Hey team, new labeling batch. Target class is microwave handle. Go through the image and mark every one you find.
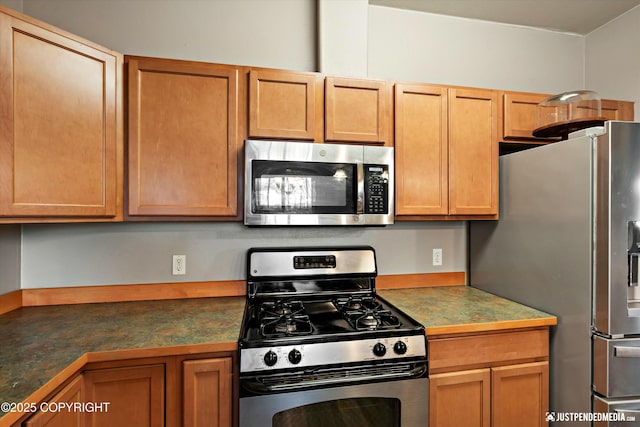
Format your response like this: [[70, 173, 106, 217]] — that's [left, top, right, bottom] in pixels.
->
[[357, 163, 365, 214]]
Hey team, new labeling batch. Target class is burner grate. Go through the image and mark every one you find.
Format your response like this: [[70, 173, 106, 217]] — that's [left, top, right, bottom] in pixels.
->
[[335, 297, 401, 331], [258, 300, 313, 338]]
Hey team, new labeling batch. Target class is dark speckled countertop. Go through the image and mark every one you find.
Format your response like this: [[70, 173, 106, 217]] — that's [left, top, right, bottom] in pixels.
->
[[379, 286, 557, 335], [0, 296, 245, 422], [0, 286, 556, 423]]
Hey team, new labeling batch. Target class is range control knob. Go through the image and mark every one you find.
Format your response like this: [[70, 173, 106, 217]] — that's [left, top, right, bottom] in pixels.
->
[[288, 349, 302, 364], [373, 342, 387, 357], [264, 350, 278, 367], [393, 341, 408, 355]]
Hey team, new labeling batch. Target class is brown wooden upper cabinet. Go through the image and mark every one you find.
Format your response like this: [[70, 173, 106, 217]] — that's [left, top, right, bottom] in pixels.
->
[[395, 84, 449, 216], [601, 99, 635, 121], [325, 77, 392, 145], [501, 91, 554, 141], [0, 6, 123, 221], [395, 84, 498, 219], [248, 69, 323, 141], [501, 91, 635, 146], [126, 56, 240, 219]]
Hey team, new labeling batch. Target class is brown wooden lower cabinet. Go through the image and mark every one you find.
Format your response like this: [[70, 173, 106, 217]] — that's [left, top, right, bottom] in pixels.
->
[[83, 364, 165, 427], [429, 362, 548, 427], [429, 368, 491, 427], [23, 375, 85, 427], [428, 328, 550, 427], [18, 353, 235, 427], [183, 357, 233, 427]]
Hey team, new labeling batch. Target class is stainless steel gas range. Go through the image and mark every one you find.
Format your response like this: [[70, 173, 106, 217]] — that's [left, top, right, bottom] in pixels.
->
[[238, 246, 428, 427]]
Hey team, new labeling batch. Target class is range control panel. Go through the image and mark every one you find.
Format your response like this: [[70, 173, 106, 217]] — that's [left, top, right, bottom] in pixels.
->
[[364, 164, 389, 214]]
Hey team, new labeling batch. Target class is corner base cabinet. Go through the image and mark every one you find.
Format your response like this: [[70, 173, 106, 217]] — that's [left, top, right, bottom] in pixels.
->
[[17, 353, 234, 427], [428, 328, 550, 427]]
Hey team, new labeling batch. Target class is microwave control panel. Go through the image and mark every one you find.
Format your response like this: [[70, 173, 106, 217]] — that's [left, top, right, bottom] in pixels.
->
[[364, 164, 389, 214]]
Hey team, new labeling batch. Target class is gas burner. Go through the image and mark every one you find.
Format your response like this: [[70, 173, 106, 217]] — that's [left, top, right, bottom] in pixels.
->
[[258, 300, 313, 338], [336, 297, 401, 331], [260, 300, 304, 317]]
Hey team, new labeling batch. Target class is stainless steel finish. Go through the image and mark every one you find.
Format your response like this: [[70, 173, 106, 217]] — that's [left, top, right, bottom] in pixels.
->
[[593, 122, 640, 336], [239, 377, 429, 427], [248, 248, 375, 278], [614, 347, 640, 358], [594, 335, 640, 397], [593, 395, 640, 426], [244, 139, 394, 226], [470, 121, 640, 425], [240, 335, 426, 373], [470, 132, 594, 419], [356, 162, 365, 214]]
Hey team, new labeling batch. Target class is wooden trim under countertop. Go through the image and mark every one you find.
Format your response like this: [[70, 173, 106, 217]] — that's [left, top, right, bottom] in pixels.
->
[[1, 271, 465, 311]]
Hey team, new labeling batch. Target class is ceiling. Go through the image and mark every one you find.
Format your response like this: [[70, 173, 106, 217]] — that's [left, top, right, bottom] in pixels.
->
[[369, 0, 640, 35]]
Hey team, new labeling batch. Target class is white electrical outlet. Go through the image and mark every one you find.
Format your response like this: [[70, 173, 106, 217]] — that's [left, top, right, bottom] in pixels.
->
[[172, 255, 186, 275], [433, 248, 443, 266]]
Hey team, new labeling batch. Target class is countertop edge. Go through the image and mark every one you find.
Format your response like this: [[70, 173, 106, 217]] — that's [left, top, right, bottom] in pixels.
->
[[425, 316, 558, 336]]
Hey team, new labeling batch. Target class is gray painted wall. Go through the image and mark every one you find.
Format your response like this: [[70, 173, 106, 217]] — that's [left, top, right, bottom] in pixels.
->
[[0, 0, 612, 290], [0, 226, 20, 294], [21, 222, 465, 288], [585, 5, 640, 120]]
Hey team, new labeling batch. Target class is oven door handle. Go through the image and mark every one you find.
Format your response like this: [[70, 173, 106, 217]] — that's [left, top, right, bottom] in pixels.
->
[[246, 362, 427, 393], [614, 346, 640, 358]]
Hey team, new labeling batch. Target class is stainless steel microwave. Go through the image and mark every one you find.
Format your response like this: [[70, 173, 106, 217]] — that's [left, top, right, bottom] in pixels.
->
[[244, 140, 394, 226]]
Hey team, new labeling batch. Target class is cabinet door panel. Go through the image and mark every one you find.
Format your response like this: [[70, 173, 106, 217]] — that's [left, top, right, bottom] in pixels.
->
[[83, 364, 164, 427], [24, 375, 84, 427], [502, 92, 550, 139], [325, 77, 390, 144], [492, 362, 549, 427], [429, 369, 491, 427], [249, 69, 322, 141], [448, 88, 498, 215], [395, 84, 448, 215], [601, 99, 634, 121], [128, 58, 238, 217], [183, 357, 232, 427], [0, 14, 120, 217]]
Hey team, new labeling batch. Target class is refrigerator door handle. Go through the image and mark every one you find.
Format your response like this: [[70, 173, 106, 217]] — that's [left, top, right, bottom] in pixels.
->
[[614, 346, 640, 358]]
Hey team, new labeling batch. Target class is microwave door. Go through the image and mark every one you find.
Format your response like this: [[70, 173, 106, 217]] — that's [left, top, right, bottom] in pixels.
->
[[250, 160, 357, 216]]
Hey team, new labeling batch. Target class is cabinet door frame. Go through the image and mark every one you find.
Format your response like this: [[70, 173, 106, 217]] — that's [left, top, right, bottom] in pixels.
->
[[183, 357, 233, 427], [23, 375, 85, 427], [429, 368, 491, 427], [448, 88, 499, 216], [0, 13, 122, 219], [395, 83, 449, 215], [83, 364, 165, 427], [492, 361, 549, 427], [248, 69, 323, 141], [325, 76, 391, 145], [127, 57, 239, 217]]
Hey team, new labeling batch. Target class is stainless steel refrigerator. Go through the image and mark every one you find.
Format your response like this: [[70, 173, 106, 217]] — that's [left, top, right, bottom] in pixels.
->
[[470, 121, 640, 426]]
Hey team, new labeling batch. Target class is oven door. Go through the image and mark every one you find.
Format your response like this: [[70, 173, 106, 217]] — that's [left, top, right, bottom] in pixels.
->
[[239, 376, 428, 427]]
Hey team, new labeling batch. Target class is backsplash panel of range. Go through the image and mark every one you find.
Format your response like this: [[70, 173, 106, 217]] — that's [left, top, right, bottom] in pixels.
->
[[238, 246, 428, 427], [244, 140, 394, 226]]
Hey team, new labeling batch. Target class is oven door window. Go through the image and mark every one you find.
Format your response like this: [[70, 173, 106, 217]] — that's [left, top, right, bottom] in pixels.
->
[[272, 397, 400, 427], [251, 160, 356, 214]]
